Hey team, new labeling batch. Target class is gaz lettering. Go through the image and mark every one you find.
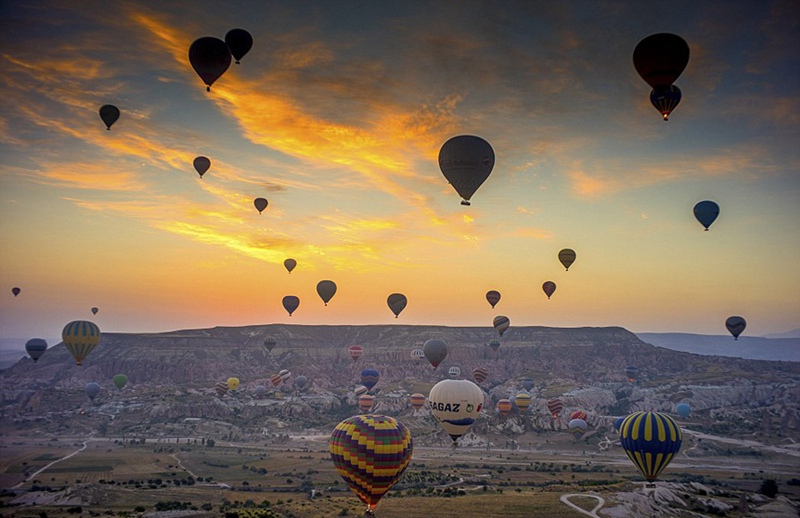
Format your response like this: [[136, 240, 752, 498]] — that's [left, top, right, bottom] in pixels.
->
[[429, 401, 460, 412]]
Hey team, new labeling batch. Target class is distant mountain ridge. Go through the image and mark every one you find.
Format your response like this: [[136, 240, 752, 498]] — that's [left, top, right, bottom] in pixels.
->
[[636, 332, 800, 362]]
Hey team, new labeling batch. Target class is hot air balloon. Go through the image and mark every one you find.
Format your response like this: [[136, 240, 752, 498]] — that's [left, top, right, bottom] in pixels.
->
[[254, 385, 267, 398], [423, 339, 447, 369], [633, 33, 690, 89], [515, 392, 532, 412], [472, 366, 488, 384], [493, 315, 509, 337], [62, 320, 101, 366], [91, 307, 99, 315], [428, 379, 484, 443], [676, 403, 691, 418], [570, 410, 587, 421], [625, 366, 639, 382], [387, 293, 407, 318], [558, 248, 576, 271], [438, 135, 495, 205], [215, 381, 229, 397], [227, 377, 240, 391], [542, 281, 556, 299], [316, 280, 337, 306], [497, 399, 512, 417], [546, 397, 564, 419], [85, 382, 101, 402], [349, 345, 363, 362], [113, 374, 128, 390], [254, 197, 268, 214], [569, 418, 588, 439], [650, 85, 681, 121], [295, 375, 308, 390], [357, 394, 375, 412], [271, 374, 283, 387], [193, 156, 210, 178], [448, 366, 461, 379], [521, 377, 535, 391], [12, 287, 20, 297], [284, 258, 297, 273], [282, 295, 300, 316], [264, 336, 277, 352], [188, 36, 232, 91], [225, 28, 252, 64], [409, 393, 426, 411], [25, 338, 47, 363], [360, 368, 380, 391], [354, 385, 368, 397], [411, 348, 425, 361], [279, 369, 291, 382], [485, 290, 501, 308], [329, 415, 412, 514], [619, 411, 682, 485], [488, 338, 501, 353], [725, 316, 746, 340], [693, 201, 720, 231], [99, 104, 119, 130]]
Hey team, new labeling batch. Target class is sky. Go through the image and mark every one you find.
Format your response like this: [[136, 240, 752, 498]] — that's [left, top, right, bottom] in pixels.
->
[[1, 1, 799, 347]]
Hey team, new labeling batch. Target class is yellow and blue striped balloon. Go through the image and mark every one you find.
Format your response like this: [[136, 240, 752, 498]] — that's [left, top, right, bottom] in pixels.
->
[[620, 411, 682, 482], [62, 320, 101, 366], [329, 414, 412, 512]]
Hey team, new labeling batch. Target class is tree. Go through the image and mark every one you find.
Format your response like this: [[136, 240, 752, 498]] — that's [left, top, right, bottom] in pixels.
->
[[759, 479, 778, 498]]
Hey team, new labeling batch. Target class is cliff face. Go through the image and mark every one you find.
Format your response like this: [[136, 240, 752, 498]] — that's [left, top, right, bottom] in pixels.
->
[[1, 324, 798, 439]]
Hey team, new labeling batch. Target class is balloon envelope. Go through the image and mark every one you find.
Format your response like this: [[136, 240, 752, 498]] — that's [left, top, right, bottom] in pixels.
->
[[676, 403, 691, 418], [547, 397, 564, 418], [357, 394, 375, 412], [284, 258, 297, 273], [254, 197, 268, 214], [25, 338, 47, 362], [521, 377, 535, 391], [633, 33, 690, 88], [485, 290, 501, 308], [428, 379, 484, 442], [558, 248, 576, 271], [472, 366, 488, 384], [493, 315, 510, 337], [12, 287, 20, 297], [515, 392, 532, 411], [215, 381, 229, 397], [438, 135, 495, 205], [488, 338, 501, 352], [188, 36, 232, 91], [62, 320, 101, 366], [282, 295, 300, 316], [569, 418, 588, 438], [99, 104, 120, 130], [264, 336, 277, 352], [387, 293, 407, 318], [411, 348, 425, 361], [725, 316, 746, 340], [316, 280, 337, 306], [193, 156, 211, 177], [409, 393, 426, 410], [113, 374, 128, 390], [542, 281, 556, 299], [225, 28, 253, 64], [423, 339, 447, 369], [448, 366, 461, 379], [349, 345, 363, 362], [329, 415, 413, 512], [570, 410, 587, 421], [254, 385, 267, 398], [91, 307, 99, 315], [650, 84, 681, 121], [85, 382, 101, 401], [295, 375, 308, 390], [227, 377, 240, 390], [625, 365, 639, 382], [620, 411, 682, 482], [497, 399, 512, 417], [693, 201, 720, 231], [360, 368, 380, 391]]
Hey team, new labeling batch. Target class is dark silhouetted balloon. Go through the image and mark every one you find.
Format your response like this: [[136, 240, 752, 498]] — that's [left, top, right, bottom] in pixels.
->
[[633, 33, 690, 88], [387, 293, 407, 318], [91, 307, 98, 315], [284, 258, 297, 273], [264, 336, 277, 352], [85, 382, 101, 401], [625, 365, 639, 382], [725, 316, 746, 340], [193, 156, 210, 178], [316, 280, 337, 306], [488, 338, 501, 353], [650, 85, 681, 121], [25, 338, 47, 362], [485, 290, 501, 308], [254, 197, 268, 214], [282, 295, 300, 316], [438, 135, 495, 205], [12, 287, 20, 297], [295, 375, 308, 390], [99, 105, 120, 130], [558, 248, 576, 271], [423, 338, 447, 369], [521, 377, 535, 391], [360, 368, 380, 391], [693, 200, 719, 231], [542, 281, 556, 299], [225, 28, 253, 64], [620, 411, 682, 483], [189, 37, 232, 91]]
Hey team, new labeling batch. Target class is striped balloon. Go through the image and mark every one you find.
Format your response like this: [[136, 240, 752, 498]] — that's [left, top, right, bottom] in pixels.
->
[[570, 410, 587, 421], [546, 397, 564, 418], [472, 366, 488, 384], [515, 392, 532, 412], [214, 381, 228, 397], [409, 393, 426, 410], [497, 398, 512, 417], [271, 374, 282, 387], [62, 320, 101, 366], [329, 415, 413, 512], [620, 411, 682, 482], [493, 315, 510, 336], [358, 394, 375, 412]]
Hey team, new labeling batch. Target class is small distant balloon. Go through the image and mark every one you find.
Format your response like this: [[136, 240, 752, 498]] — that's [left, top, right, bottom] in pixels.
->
[[676, 403, 691, 418], [558, 249, 576, 271], [542, 281, 556, 299], [493, 315, 510, 337], [360, 368, 380, 391], [25, 338, 47, 363], [569, 418, 588, 439], [264, 336, 277, 352], [693, 201, 719, 231], [12, 287, 20, 297], [438, 135, 495, 205], [448, 366, 461, 379], [409, 393, 426, 411], [282, 295, 300, 316], [357, 394, 375, 413], [515, 392, 532, 412], [91, 307, 99, 315], [225, 28, 253, 64], [488, 338, 501, 353], [547, 397, 564, 419], [188, 36, 232, 91], [485, 290, 501, 308], [295, 375, 308, 390], [284, 258, 297, 273], [411, 348, 425, 361], [348, 345, 363, 362], [316, 280, 337, 306], [497, 399, 512, 417], [650, 85, 681, 121], [570, 410, 587, 421], [193, 156, 211, 178], [113, 374, 128, 390], [387, 293, 407, 318], [215, 381, 229, 397], [85, 382, 101, 401], [227, 377, 240, 390], [725, 316, 746, 340], [99, 104, 120, 130], [254, 198, 268, 214], [472, 366, 488, 384], [423, 339, 447, 369], [521, 377, 535, 391]]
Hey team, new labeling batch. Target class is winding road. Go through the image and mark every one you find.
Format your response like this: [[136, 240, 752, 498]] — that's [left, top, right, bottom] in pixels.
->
[[560, 494, 606, 517], [13, 440, 90, 488]]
